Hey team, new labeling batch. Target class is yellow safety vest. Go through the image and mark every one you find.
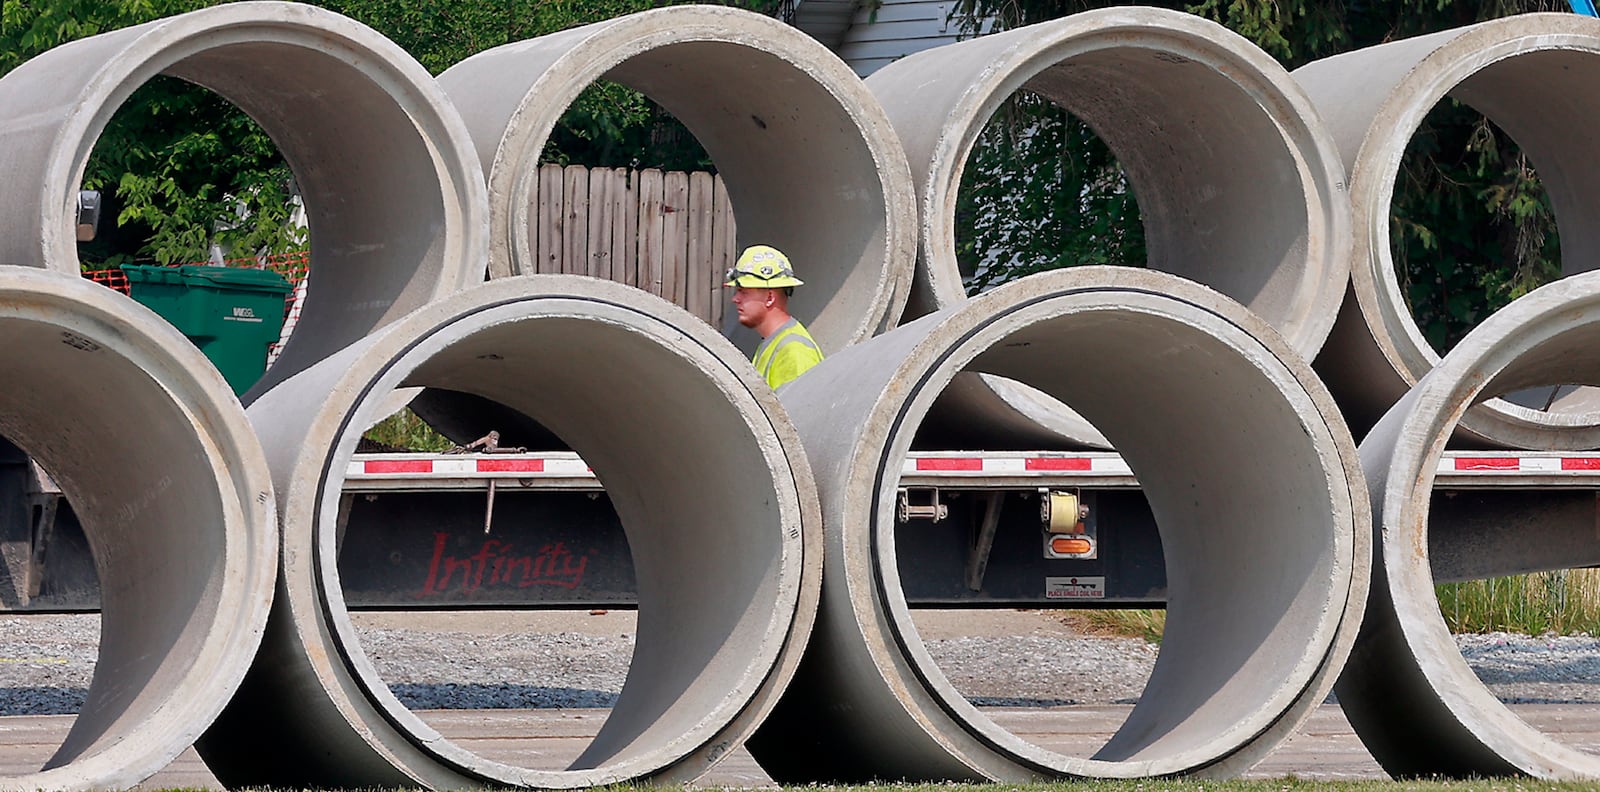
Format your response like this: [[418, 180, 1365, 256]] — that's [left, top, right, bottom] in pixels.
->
[[752, 318, 824, 389]]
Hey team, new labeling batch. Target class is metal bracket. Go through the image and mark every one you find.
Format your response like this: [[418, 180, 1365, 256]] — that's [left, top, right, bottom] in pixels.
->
[[965, 491, 1004, 591], [897, 487, 948, 523], [25, 462, 61, 601], [25, 496, 58, 601]]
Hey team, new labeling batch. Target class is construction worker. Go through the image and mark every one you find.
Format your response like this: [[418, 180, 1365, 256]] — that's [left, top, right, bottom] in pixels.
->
[[725, 244, 824, 389]]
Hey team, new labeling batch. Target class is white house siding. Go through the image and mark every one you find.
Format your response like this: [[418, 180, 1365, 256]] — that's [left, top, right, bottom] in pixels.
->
[[791, 0, 992, 77], [839, 0, 984, 76]]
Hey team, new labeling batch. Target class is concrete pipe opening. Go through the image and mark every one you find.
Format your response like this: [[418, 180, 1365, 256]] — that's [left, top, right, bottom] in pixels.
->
[[437, 5, 916, 356], [749, 268, 1367, 782], [863, 7, 1350, 449], [0, 269, 275, 792], [1294, 13, 1600, 447], [0, 1, 488, 401], [1339, 271, 1600, 779], [198, 276, 820, 789]]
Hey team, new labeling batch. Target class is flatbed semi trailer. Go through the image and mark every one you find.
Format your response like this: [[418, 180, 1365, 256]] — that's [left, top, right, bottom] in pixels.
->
[[6, 449, 1598, 612]]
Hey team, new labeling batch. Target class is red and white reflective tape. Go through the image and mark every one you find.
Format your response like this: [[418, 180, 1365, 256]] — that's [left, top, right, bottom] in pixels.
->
[[345, 451, 1600, 483], [898, 453, 1133, 477], [1435, 453, 1600, 474], [348, 453, 592, 478]]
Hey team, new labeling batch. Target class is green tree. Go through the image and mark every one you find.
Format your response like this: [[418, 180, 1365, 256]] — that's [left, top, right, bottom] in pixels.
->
[[2, 0, 764, 268], [950, 0, 1567, 351]]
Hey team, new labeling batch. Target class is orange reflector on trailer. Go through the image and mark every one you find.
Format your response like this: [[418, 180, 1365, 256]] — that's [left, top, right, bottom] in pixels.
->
[[1050, 536, 1093, 556]]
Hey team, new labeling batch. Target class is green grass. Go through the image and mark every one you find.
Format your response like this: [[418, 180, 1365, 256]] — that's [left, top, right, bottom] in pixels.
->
[[1074, 608, 1167, 644], [1067, 568, 1600, 644], [361, 407, 455, 453], [1437, 568, 1600, 636]]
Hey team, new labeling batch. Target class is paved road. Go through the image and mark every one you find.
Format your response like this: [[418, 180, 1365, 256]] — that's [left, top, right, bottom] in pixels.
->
[[3, 702, 1396, 787], [9, 701, 1600, 785]]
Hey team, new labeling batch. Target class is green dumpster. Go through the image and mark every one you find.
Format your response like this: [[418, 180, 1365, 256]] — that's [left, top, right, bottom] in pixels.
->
[[123, 264, 293, 395]]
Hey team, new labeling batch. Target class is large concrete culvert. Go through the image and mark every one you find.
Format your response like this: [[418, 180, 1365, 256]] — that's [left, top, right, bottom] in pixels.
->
[[197, 276, 822, 789], [746, 267, 1369, 782], [862, 8, 1351, 449], [1338, 271, 1600, 780], [1294, 13, 1600, 446], [0, 269, 275, 792], [436, 5, 917, 355], [0, 1, 489, 401]]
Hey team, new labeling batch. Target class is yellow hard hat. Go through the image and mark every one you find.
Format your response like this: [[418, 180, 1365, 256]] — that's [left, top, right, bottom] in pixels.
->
[[724, 244, 804, 288]]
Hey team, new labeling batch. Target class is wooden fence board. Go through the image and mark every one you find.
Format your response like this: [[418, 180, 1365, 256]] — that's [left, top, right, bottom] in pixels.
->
[[713, 176, 736, 329], [662, 171, 689, 306], [588, 168, 617, 280], [616, 168, 638, 288], [637, 168, 666, 298], [686, 171, 715, 320], [535, 164, 565, 274], [562, 165, 589, 277]]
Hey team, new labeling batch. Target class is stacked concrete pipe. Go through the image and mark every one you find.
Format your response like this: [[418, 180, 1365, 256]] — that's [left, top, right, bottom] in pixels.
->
[[1294, 13, 1600, 446], [748, 267, 1369, 782], [0, 1, 489, 402], [196, 276, 821, 789], [1340, 271, 1600, 779], [0, 269, 275, 792], [863, 8, 1351, 449], [436, 5, 916, 354]]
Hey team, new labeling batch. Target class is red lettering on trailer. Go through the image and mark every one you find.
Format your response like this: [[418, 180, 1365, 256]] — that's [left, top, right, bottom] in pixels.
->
[[916, 458, 983, 471], [417, 533, 589, 596], [1025, 457, 1093, 471], [365, 459, 433, 474], [1454, 457, 1519, 470], [477, 459, 546, 473]]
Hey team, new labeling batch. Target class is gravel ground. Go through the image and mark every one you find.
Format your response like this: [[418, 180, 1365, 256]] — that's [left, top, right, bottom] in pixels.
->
[[2, 611, 1598, 715]]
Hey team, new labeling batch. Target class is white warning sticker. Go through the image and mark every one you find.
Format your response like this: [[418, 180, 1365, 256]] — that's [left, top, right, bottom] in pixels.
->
[[1045, 576, 1106, 600]]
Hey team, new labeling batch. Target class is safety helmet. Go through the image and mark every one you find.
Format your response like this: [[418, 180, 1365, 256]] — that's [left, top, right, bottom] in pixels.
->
[[724, 244, 804, 288]]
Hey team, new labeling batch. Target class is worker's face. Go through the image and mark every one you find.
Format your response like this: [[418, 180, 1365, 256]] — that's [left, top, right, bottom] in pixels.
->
[[731, 286, 776, 328]]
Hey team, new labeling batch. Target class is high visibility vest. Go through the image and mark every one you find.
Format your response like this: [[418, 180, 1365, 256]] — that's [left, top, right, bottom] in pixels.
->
[[752, 317, 824, 389]]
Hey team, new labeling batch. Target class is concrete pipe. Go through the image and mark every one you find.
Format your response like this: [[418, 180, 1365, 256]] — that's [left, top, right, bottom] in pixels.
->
[[1294, 13, 1600, 446], [436, 5, 916, 355], [747, 267, 1368, 782], [197, 275, 821, 789], [0, 269, 275, 792], [863, 8, 1351, 449], [0, 1, 489, 401], [1338, 271, 1600, 779]]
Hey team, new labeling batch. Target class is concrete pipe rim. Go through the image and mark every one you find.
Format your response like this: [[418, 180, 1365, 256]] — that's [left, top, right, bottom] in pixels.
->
[[894, 6, 1349, 356], [440, 4, 916, 354], [6, 0, 488, 399], [1344, 14, 1600, 447], [1374, 271, 1600, 776], [0, 268, 276, 792], [271, 275, 817, 788], [853, 268, 1366, 777], [869, 7, 1349, 448]]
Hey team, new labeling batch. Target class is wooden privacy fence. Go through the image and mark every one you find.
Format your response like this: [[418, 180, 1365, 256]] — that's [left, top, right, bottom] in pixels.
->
[[530, 163, 737, 328]]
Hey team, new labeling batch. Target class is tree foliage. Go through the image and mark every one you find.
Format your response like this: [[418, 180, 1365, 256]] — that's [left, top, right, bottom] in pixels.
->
[[950, 0, 1569, 351], [1, 0, 757, 268]]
